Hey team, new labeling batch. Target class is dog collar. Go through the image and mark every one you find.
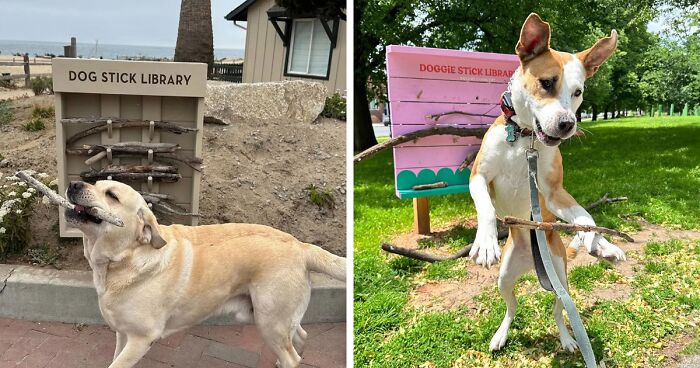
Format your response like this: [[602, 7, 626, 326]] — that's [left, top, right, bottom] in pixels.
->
[[500, 91, 533, 143]]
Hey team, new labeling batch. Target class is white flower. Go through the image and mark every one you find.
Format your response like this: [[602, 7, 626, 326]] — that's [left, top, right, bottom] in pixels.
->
[[0, 227, 5, 234], [8, 191, 16, 196], [49, 179, 58, 187], [5, 176, 18, 181], [27, 188, 35, 193], [42, 196, 50, 205], [17, 182, 26, 187], [38, 173, 49, 179], [22, 192, 32, 199], [15, 209, 21, 214]]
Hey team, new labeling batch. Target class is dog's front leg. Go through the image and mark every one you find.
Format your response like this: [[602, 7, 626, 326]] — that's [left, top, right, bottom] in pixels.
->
[[543, 187, 626, 262], [469, 174, 500, 268]]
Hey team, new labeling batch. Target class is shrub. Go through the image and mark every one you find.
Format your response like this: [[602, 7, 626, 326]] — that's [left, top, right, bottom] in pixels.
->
[[0, 78, 15, 89], [0, 100, 13, 126], [306, 184, 335, 209], [0, 172, 55, 259], [30, 76, 53, 96], [31, 105, 54, 119], [321, 92, 346, 120], [23, 117, 46, 131]]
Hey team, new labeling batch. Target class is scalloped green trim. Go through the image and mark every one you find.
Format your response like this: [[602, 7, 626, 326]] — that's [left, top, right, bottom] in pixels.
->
[[396, 167, 471, 198]]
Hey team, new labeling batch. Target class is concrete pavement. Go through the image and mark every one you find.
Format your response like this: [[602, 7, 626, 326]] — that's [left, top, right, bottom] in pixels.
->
[[0, 318, 345, 367]]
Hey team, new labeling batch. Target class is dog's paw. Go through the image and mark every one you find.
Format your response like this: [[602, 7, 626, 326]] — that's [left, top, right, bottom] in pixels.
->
[[470, 231, 500, 268], [587, 235, 626, 263], [489, 328, 509, 352], [560, 334, 579, 352]]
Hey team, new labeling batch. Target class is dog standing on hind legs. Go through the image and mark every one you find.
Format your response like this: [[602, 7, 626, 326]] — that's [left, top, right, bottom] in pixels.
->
[[468, 13, 626, 353]]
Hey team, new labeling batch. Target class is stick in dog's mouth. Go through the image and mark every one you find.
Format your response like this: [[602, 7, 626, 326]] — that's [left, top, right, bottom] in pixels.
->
[[67, 203, 104, 225], [14, 170, 124, 227]]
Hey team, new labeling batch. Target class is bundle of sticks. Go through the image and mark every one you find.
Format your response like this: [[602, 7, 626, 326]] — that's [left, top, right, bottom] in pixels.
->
[[14, 171, 124, 227]]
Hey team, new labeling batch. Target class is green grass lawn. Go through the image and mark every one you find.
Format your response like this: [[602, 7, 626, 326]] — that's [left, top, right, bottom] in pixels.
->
[[354, 117, 700, 367]]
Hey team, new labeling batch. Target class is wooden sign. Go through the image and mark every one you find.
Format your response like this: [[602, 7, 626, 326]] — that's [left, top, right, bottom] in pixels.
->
[[53, 58, 207, 237], [386, 45, 519, 200]]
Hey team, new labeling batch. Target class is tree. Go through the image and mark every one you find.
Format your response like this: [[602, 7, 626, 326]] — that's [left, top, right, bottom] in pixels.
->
[[174, 0, 214, 74], [354, 0, 663, 151]]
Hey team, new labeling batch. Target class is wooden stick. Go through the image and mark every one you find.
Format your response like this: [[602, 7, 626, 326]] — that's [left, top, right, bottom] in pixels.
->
[[458, 151, 479, 172], [412, 182, 448, 190], [64, 119, 197, 145], [137, 191, 171, 200], [66, 142, 180, 156], [585, 193, 628, 211], [78, 151, 203, 171], [14, 170, 124, 227], [503, 216, 634, 242], [80, 170, 182, 183], [381, 242, 471, 262], [353, 126, 489, 163]]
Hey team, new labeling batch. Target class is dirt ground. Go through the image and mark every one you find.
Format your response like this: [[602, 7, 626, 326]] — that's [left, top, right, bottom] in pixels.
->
[[0, 94, 345, 270]]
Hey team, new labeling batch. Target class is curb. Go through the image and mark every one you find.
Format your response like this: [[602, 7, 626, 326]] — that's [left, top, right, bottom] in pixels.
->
[[0, 264, 345, 325]]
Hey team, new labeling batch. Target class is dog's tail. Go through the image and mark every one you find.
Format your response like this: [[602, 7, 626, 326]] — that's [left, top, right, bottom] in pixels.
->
[[302, 243, 346, 282]]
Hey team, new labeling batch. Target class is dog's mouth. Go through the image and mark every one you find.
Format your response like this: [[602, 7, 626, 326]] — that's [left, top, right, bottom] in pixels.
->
[[65, 203, 103, 225], [534, 119, 562, 146]]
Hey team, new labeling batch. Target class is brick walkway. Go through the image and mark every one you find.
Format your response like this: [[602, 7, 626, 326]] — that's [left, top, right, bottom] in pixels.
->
[[0, 319, 345, 367]]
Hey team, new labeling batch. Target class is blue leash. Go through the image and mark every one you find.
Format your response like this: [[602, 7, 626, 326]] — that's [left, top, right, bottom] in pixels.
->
[[526, 147, 598, 368]]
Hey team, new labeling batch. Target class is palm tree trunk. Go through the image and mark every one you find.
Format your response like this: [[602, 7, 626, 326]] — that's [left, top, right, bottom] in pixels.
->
[[174, 0, 214, 75]]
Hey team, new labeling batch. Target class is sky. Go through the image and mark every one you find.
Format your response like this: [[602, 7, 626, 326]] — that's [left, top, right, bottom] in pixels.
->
[[0, 0, 248, 49]]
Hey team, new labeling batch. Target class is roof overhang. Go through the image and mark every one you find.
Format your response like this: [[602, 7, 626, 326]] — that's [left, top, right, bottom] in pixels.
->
[[267, 6, 341, 48], [224, 0, 256, 22]]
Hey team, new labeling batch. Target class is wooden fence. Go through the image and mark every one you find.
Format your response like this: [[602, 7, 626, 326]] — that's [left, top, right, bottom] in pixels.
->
[[0, 55, 52, 86], [209, 63, 243, 83]]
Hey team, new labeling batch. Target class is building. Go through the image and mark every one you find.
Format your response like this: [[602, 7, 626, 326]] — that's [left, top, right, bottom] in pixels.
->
[[225, 0, 346, 96]]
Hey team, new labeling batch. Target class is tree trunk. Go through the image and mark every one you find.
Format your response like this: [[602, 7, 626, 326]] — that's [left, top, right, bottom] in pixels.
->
[[354, 81, 378, 152], [576, 106, 582, 122], [592, 105, 598, 121], [604, 108, 608, 120], [174, 0, 214, 76]]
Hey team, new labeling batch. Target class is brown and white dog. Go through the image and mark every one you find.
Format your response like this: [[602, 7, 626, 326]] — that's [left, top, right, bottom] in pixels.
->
[[468, 13, 625, 352], [65, 180, 346, 368]]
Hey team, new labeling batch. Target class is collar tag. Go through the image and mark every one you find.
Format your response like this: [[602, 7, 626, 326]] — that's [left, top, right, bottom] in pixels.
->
[[505, 123, 517, 142]]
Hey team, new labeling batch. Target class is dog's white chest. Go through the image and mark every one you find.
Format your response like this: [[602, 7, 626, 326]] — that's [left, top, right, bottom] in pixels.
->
[[477, 127, 556, 219]]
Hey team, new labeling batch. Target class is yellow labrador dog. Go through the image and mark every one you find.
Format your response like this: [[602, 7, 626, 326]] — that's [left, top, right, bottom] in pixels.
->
[[65, 180, 346, 368]]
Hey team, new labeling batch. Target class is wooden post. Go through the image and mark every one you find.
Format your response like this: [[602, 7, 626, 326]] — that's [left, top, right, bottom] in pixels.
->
[[670, 103, 675, 116], [22, 53, 30, 87], [682, 103, 688, 116], [70, 37, 77, 58], [413, 197, 430, 235]]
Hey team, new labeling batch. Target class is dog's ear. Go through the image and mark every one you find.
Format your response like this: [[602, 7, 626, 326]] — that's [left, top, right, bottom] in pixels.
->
[[577, 30, 618, 78], [137, 208, 167, 249], [516, 13, 551, 61]]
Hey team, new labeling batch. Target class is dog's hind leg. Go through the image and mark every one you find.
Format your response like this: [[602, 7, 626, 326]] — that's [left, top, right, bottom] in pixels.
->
[[113, 331, 127, 361], [108, 334, 154, 368], [251, 276, 307, 368], [547, 230, 579, 352], [490, 229, 533, 352]]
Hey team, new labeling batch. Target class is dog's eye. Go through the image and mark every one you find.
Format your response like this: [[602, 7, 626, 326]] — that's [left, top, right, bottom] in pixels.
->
[[539, 78, 555, 91], [106, 191, 119, 202], [574, 89, 582, 97]]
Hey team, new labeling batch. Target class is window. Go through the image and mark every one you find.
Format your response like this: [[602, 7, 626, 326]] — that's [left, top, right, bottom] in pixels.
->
[[286, 18, 332, 79]]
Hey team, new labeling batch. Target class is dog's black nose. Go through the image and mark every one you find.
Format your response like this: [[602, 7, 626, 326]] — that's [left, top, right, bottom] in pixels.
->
[[558, 120, 575, 132], [69, 181, 84, 192]]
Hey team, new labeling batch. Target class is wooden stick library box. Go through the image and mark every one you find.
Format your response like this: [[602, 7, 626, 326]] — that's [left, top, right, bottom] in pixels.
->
[[53, 58, 207, 237]]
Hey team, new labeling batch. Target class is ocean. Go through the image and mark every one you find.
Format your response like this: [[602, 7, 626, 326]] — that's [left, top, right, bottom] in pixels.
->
[[0, 40, 244, 60]]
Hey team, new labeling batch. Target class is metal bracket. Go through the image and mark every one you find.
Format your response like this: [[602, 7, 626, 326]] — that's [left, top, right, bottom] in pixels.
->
[[106, 148, 113, 164], [147, 149, 154, 164], [149, 120, 155, 142], [147, 176, 153, 191]]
